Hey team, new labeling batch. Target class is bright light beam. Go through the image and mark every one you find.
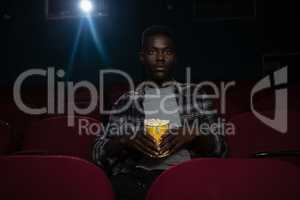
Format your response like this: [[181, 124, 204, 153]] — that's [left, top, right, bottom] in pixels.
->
[[86, 16, 108, 64], [79, 0, 93, 13], [67, 19, 83, 81]]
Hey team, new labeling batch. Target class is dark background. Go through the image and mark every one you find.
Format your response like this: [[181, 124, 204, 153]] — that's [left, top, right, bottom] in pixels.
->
[[1, 0, 299, 87]]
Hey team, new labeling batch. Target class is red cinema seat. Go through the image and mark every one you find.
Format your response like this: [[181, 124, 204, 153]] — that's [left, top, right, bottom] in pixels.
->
[[227, 111, 300, 165], [0, 155, 114, 200], [0, 121, 10, 154], [223, 80, 255, 116], [147, 159, 300, 200], [252, 84, 300, 112], [21, 116, 102, 161], [107, 84, 130, 109]]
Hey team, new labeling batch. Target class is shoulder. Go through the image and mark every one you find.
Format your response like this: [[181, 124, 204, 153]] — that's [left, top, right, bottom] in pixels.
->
[[177, 82, 208, 95], [113, 89, 143, 107]]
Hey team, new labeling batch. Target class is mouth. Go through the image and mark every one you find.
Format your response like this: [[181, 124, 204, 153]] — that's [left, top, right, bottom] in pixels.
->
[[153, 64, 167, 71], [154, 67, 166, 71]]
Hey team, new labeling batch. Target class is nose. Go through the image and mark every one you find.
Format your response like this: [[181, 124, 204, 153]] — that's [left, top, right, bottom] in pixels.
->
[[156, 51, 165, 62]]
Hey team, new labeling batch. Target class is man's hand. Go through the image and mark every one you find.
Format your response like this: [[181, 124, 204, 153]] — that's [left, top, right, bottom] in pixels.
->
[[159, 128, 197, 155], [120, 132, 160, 158]]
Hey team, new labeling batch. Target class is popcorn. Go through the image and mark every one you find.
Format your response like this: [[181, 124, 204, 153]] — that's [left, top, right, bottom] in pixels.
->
[[144, 119, 170, 126]]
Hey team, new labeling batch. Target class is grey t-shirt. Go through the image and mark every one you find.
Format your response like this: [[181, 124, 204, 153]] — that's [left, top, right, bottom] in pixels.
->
[[136, 86, 191, 170]]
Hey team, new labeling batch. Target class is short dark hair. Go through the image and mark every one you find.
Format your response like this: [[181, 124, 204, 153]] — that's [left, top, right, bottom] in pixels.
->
[[141, 25, 175, 48]]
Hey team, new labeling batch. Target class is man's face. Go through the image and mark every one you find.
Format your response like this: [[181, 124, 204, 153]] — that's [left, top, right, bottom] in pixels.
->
[[140, 34, 177, 83]]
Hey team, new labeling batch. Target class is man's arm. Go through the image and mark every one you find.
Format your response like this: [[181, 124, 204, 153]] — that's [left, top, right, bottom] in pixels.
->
[[92, 125, 124, 174], [187, 91, 228, 157], [92, 92, 160, 173], [160, 86, 228, 157], [92, 93, 131, 172], [159, 119, 227, 157], [186, 113, 227, 157]]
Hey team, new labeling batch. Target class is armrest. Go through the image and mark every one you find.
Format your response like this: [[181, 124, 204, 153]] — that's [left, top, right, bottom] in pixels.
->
[[254, 150, 300, 158], [10, 150, 49, 155]]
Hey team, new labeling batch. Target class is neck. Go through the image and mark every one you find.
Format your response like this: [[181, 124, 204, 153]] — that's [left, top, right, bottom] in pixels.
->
[[146, 77, 174, 88]]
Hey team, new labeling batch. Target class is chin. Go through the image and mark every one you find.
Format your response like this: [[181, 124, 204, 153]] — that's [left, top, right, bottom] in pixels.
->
[[153, 71, 166, 78]]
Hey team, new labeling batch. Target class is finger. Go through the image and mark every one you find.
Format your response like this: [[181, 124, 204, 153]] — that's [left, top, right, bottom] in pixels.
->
[[134, 139, 159, 157], [161, 128, 180, 144], [160, 134, 176, 149], [143, 131, 157, 141], [161, 132, 173, 141], [165, 138, 183, 154], [138, 134, 158, 151], [132, 142, 151, 156], [169, 142, 183, 155], [160, 136, 179, 153], [132, 141, 151, 155], [159, 143, 172, 154], [136, 132, 157, 148]]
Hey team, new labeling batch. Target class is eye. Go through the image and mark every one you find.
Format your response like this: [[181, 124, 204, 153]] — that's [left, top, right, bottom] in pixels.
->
[[165, 49, 175, 55], [147, 50, 156, 55]]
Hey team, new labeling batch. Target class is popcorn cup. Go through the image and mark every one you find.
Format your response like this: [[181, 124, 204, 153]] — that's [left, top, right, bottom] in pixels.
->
[[144, 119, 170, 158]]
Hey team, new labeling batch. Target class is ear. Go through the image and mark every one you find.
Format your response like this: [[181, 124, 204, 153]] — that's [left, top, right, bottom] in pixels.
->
[[139, 50, 145, 64]]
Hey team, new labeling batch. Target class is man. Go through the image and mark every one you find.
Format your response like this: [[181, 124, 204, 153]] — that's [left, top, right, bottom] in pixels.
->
[[93, 25, 227, 200]]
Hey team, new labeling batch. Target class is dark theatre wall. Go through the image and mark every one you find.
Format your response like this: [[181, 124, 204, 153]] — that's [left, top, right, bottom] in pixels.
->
[[1, 1, 299, 87]]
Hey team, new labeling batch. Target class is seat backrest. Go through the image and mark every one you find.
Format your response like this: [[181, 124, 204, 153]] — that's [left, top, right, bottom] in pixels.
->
[[227, 111, 300, 162], [251, 84, 300, 112], [22, 116, 101, 161], [147, 158, 300, 200], [223, 80, 255, 116], [107, 84, 130, 109], [0, 155, 114, 200], [0, 121, 10, 154]]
